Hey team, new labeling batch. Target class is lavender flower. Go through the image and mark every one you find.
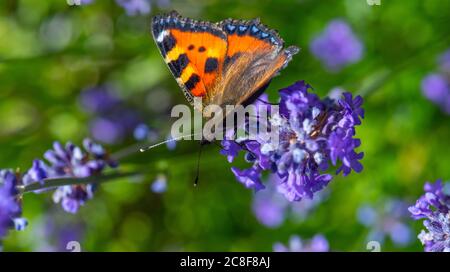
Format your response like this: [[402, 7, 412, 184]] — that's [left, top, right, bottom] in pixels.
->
[[231, 165, 265, 191], [420, 49, 450, 114], [115, 0, 171, 16], [165, 134, 177, 151], [438, 49, 450, 73], [134, 124, 151, 141], [79, 86, 144, 144], [221, 81, 364, 202], [409, 179, 450, 252], [115, 0, 151, 16], [33, 213, 86, 252], [220, 140, 242, 163], [253, 193, 286, 228], [69, 0, 94, 4], [79, 0, 94, 5], [23, 139, 118, 214], [0, 170, 27, 239], [357, 199, 413, 247], [310, 19, 363, 72], [273, 234, 329, 252], [151, 174, 167, 193], [74, 0, 170, 15], [252, 175, 326, 228], [422, 74, 449, 104], [79, 86, 121, 114]]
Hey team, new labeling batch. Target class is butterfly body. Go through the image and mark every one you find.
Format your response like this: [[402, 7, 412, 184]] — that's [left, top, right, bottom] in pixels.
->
[[151, 11, 299, 116]]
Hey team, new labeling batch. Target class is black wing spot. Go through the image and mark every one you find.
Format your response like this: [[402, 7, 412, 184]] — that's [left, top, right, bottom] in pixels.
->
[[198, 46, 206, 52], [224, 53, 241, 69], [188, 44, 195, 50], [185, 74, 201, 90], [160, 34, 176, 55], [204, 58, 219, 73], [168, 53, 189, 78]]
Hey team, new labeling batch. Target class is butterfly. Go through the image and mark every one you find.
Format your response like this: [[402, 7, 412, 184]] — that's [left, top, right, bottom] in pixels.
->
[[151, 11, 299, 115]]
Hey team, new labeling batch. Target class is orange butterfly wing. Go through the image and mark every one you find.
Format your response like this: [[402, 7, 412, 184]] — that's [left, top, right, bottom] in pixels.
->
[[222, 19, 275, 59], [215, 18, 299, 106], [151, 12, 299, 110], [151, 12, 227, 104]]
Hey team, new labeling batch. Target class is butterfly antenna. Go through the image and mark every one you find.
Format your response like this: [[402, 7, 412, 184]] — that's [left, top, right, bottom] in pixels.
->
[[139, 133, 199, 152], [256, 98, 279, 105]]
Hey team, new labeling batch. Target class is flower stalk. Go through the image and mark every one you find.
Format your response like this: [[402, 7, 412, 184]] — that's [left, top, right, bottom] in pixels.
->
[[19, 172, 140, 194]]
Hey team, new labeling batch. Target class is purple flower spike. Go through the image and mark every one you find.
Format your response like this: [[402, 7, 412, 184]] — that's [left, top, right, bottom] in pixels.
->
[[79, 85, 144, 144], [252, 176, 326, 228], [273, 234, 329, 252], [420, 48, 450, 115], [0, 170, 27, 239], [421, 74, 449, 104], [438, 49, 450, 73], [79, 86, 121, 114], [221, 81, 364, 202], [116, 0, 151, 16], [25, 160, 48, 185], [252, 196, 286, 228], [151, 174, 168, 193], [409, 179, 450, 252], [279, 81, 319, 118], [277, 172, 332, 202], [231, 166, 265, 191], [339, 92, 365, 126], [310, 19, 363, 72], [220, 140, 242, 163], [133, 124, 150, 141], [357, 199, 413, 248], [22, 139, 117, 214]]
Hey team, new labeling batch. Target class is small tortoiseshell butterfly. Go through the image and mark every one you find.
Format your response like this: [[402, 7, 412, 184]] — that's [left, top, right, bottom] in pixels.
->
[[151, 11, 299, 114]]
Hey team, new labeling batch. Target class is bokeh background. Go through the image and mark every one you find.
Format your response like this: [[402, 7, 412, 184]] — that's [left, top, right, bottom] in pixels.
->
[[1, 0, 449, 251]]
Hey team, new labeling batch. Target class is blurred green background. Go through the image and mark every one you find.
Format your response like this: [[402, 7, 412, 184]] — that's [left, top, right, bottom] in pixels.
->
[[1, 0, 449, 251]]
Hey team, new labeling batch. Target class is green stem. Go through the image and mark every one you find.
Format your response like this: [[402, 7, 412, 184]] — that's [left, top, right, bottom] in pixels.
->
[[111, 142, 150, 161], [357, 33, 450, 99], [20, 172, 140, 194]]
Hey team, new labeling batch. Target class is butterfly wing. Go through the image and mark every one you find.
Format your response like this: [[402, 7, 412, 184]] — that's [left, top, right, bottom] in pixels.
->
[[151, 12, 228, 107], [152, 12, 299, 114], [208, 18, 299, 108]]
